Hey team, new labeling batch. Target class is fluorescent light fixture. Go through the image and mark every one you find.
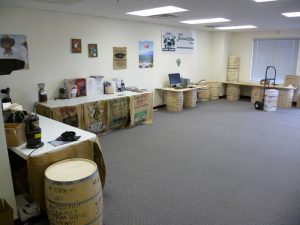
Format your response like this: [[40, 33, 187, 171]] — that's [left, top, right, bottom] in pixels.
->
[[126, 6, 188, 17], [180, 18, 230, 24], [253, 0, 277, 2], [282, 12, 300, 17], [215, 25, 257, 30]]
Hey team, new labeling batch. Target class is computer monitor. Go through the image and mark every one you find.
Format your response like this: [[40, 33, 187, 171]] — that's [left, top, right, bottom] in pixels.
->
[[168, 73, 181, 87]]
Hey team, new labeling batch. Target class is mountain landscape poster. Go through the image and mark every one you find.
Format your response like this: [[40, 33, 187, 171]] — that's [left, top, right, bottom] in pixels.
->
[[139, 40, 153, 68]]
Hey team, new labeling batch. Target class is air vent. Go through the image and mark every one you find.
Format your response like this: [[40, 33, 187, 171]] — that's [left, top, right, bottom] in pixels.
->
[[149, 14, 177, 19], [34, 0, 83, 5]]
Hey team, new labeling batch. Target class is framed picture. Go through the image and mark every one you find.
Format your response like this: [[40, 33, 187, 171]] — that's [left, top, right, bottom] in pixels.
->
[[113, 47, 127, 70], [71, 38, 82, 53], [88, 44, 98, 58]]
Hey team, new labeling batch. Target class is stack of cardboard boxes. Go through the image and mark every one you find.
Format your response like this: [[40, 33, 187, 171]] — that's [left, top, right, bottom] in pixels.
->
[[264, 89, 278, 112]]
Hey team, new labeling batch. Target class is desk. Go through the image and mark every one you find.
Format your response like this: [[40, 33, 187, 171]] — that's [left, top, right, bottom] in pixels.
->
[[8, 115, 106, 209], [35, 91, 153, 133], [158, 86, 200, 112], [9, 115, 97, 159], [223, 81, 296, 108]]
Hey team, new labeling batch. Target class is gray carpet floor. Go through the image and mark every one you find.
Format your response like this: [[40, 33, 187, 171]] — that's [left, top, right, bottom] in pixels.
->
[[100, 99, 300, 225]]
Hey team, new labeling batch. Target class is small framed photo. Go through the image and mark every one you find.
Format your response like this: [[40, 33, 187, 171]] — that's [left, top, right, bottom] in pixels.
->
[[71, 38, 82, 53], [88, 44, 98, 57]]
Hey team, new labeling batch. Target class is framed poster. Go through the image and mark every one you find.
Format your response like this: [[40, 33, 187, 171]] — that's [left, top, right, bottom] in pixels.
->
[[71, 38, 82, 53], [88, 44, 98, 57], [113, 47, 127, 70], [0, 34, 29, 75], [139, 40, 153, 68]]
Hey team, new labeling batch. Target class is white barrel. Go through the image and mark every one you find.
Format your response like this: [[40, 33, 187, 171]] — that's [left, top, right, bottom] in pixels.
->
[[45, 158, 103, 225], [228, 56, 240, 69], [198, 86, 210, 102], [209, 82, 220, 100], [183, 89, 197, 108], [166, 91, 183, 112], [226, 84, 240, 101]]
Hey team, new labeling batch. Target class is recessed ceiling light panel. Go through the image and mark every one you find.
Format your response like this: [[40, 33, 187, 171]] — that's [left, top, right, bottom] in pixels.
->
[[180, 18, 230, 24], [215, 25, 257, 30], [253, 0, 277, 2], [35, 0, 83, 4], [282, 12, 300, 17], [126, 6, 188, 17]]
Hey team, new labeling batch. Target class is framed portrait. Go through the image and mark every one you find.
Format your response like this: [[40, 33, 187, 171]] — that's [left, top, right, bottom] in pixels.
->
[[88, 44, 98, 58], [71, 38, 82, 53]]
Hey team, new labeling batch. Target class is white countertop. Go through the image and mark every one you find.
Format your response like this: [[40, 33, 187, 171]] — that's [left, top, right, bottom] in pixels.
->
[[37, 91, 149, 108], [9, 115, 97, 159]]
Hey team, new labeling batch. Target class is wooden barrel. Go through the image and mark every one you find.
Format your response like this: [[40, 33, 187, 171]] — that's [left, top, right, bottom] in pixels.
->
[[209, 82, 220, 100], [183, 89, 197, 108], [45, 158, 103, 225], [228, 56, 240, 69], [226, 84, 240, 101], [166, 91, 183, 112], [198, 86, 210, 102], [277, 89, 293, 108], [251, 87, 263, 103], [297, 96, 300, 108], [227, 68, 239, 82]]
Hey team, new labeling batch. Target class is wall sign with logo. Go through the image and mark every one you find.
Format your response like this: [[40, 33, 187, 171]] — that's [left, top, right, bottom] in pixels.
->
[[161, 30, 195, 54]]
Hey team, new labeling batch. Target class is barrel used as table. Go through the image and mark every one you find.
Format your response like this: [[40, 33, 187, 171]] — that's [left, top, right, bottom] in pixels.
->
[[166, 91, 184, 112], [183, 89, 197, 107], [45, 158, 103, 225], [210, 82, 220, 100], [226, 84, 240, 101], [198, 86, 210, 102]]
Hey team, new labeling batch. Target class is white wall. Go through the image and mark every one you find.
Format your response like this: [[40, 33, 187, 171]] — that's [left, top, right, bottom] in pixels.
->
[[230, 30, 300, 83], [0, 112, 17, 219], [210, 32, 232, 95], [210, 31, 232, 82], [0, 7, 211, 108]]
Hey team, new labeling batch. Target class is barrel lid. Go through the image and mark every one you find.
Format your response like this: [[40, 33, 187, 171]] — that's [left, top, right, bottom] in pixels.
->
[[45, 158, 97, 182]]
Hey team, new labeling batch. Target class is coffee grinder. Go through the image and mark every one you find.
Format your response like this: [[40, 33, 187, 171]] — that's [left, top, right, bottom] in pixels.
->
[[25, 113, 44, 149], [37, 83, 47, 102]]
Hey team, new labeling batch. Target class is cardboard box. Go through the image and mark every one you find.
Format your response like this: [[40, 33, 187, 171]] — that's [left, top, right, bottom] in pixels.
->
[[265, 89, 278, 97], [4, 123, 26, 147], [284, 75, 300, 88], [264, 95, 278, 102], [264, 105, 277, 112], [0, 199, 14, 225], [284, 75, 300, 102], [264, 100, 277, 107]]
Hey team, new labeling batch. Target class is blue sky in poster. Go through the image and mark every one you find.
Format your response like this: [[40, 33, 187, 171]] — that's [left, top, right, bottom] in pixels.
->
[[139, 40, 153, 55], [139, 40, 154, 68]]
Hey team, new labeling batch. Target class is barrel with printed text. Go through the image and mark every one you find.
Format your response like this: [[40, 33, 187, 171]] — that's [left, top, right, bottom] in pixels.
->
[[45, 158, 103, 225]]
